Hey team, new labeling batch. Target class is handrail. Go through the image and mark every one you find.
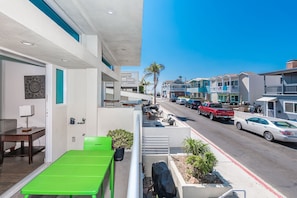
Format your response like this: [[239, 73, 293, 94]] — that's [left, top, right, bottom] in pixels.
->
[[126, 113, 142, 198]]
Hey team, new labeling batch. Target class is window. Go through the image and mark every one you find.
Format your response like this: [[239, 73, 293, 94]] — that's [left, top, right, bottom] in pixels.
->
[[56, 69, 64, 104], [284, 101, 297, 114], [248, 117, 259, 123], [102, 57, 114, 71], [259, 118, 268, 125], [29, 0, 79, 41], [231, 80, 238, 86], [268, 102, 274, 110]]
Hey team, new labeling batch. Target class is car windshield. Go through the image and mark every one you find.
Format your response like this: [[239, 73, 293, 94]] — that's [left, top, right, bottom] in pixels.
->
[[210, 103, 222, 108], [272, 121, 297, 128]]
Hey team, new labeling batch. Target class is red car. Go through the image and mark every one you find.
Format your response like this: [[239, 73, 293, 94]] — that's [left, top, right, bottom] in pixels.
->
[[198, 102, 234, 121]]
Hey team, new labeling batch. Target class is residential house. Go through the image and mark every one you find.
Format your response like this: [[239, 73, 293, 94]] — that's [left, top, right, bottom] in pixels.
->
[[210, 74, 241, 104], [210, 72, 267, 105], [106, 71, 139, 93], [0, 1, 143, 197], [186, 78, 210, 100], [161, 78, 188, 99], [258, 60, 297, 120]]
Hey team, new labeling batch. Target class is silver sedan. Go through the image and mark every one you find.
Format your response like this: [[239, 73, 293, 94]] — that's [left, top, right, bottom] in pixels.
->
[[234, 116, 297, 142]]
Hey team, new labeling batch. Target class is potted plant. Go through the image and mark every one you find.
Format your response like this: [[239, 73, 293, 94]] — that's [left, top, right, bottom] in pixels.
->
[[183, 137, 218, 183], [107, 129, 133, 161], [168, 137, 232, 198]]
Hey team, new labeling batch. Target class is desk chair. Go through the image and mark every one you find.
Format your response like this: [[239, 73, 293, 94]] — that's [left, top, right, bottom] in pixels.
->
[[84, 136, 113, 151]]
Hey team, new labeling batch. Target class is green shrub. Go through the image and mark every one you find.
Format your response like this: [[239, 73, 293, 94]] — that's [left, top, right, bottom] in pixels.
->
[[107, 129, 133, 149], [183, 137, 210, 155], [183, 137, 217, 180]]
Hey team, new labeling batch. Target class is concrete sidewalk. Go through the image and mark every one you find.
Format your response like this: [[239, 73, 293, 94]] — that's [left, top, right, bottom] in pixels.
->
[[191, 127, 285, 198]]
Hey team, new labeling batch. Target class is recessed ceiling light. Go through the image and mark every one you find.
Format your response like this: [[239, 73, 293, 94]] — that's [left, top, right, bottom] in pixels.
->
[[107, 10, 113, 15], [21, 41, 34, 46]]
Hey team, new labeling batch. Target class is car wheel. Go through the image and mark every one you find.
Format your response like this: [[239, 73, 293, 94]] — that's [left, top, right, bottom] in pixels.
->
[[236, 122, 242, 130], [263, 131, 274, 141], [197, 109, 201, 115], [209, 113, 214, 120]]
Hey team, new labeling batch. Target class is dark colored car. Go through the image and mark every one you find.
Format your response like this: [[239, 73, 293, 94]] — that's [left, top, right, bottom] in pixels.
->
[[185, 99, 201, 109], [169, 96, 177, 102]]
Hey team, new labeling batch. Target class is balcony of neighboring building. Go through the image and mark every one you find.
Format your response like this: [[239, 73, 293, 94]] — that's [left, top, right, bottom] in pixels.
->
[[210, 85, 239, 93], [187, 86, 209, 93], [265, 83, 297, 95]]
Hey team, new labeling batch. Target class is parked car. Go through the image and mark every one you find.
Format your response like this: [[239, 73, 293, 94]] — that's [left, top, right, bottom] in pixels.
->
[[185, 99, 202, 109], [169, 96, 177, 102], [198, 102, 234, 121], [176, 97, 187, 105], [234, 116, 297, 142]]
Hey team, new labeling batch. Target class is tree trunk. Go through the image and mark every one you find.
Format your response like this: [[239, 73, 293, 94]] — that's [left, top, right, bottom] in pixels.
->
[[153, 73, 157, 104]]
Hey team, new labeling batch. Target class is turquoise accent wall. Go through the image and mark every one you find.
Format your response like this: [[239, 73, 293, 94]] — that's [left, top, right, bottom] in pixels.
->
[[56, 69, 64, 104]]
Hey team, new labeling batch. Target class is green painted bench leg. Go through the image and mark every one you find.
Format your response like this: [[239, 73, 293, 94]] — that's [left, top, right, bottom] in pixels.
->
[[24, 195, 29, 198], [101, 183, 104, 198]]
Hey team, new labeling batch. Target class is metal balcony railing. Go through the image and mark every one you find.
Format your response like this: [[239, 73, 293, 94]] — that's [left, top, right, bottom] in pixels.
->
[[265, 84, 297, 94]]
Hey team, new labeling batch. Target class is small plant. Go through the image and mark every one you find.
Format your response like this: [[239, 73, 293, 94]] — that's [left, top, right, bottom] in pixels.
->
[[183, 137, 209, 155], [183, 137, 217, 181], [107, 129, 133, 149], [186, 152, 217, 180]]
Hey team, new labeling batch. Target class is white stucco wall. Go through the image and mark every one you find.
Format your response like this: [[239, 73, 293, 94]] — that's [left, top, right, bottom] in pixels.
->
[[97, 107, 135, 135], [66, 68, 100, 150], [143, 127, 191, 147]]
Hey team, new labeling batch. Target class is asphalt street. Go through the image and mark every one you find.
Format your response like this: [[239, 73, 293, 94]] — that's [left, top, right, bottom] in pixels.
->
[[159, 99, 297, 198]]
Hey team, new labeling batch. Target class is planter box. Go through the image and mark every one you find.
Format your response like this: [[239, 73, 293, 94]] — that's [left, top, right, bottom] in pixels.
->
[[168, 155, 232, 198]]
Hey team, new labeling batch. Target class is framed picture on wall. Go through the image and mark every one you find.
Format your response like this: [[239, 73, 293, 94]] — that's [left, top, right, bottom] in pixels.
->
[[24, 75, 45, 99]]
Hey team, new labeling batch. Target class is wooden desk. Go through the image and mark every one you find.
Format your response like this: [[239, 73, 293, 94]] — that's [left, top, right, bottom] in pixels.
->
[[21, 150, 115, 198], [0, 127, 45, 164]]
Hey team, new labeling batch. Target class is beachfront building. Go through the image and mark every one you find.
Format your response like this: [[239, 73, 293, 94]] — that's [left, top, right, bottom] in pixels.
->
[[210, 72, 266, 105], [161, 78, 188, 99], [106, 71, 140, 93], [258, 60, 297, 120], [186, 78, 210, 100]]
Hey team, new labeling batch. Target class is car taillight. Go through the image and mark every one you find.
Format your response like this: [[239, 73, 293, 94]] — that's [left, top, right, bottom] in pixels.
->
[[280, 131, 293, 135]]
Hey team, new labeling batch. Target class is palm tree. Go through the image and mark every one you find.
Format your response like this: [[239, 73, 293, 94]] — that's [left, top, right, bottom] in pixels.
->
[[143, 62, 165, 104]]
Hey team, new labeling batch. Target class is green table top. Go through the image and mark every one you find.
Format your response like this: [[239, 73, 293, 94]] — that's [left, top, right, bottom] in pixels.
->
[[39, 164, 109, 177], [22, 175, 104, 195], [54, 155, 112, 165], [66, 150, 114, 156], [21, 149, 115, 197]]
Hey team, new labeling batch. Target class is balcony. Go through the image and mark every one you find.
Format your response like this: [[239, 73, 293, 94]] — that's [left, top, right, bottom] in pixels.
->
[[210, 86, 239, 93], [265, 84, 297, 94]]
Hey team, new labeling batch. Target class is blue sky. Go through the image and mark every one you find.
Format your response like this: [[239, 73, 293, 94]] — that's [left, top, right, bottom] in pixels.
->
[[122, 0, 297, 92]]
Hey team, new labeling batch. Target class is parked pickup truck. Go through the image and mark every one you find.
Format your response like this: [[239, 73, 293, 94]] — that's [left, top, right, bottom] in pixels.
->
[[198, 102, 234, 121]]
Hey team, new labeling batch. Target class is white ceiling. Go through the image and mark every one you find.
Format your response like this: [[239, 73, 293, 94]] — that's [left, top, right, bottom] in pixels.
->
[[0, 0, 143, 68]]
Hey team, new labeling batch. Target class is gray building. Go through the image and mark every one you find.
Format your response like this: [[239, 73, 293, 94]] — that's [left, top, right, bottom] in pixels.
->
[[258, 60, 297, 120]]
